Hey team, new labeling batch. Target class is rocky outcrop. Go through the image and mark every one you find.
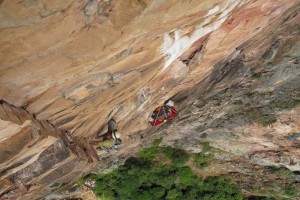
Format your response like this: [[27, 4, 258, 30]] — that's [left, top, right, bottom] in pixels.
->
[[0, 0, 300, 199], [0, 101, 100, 199]]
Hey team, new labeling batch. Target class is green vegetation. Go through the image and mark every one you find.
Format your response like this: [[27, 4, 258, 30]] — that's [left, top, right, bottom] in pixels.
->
[[246, 196, 274, 200], [137, 138, 162, 161], [93, 140, 243, 200], [162, 146, 189, 166], [138, 139, 189, 166], [270, 167, 293, 179], [270, 99, 300, 110], [201, 142, 212, 152], [282, 186, 298, 197], [194, 152, 214, 169], [75, 173, 96, 186], [247, 167, 298, 199], [243, 108, 277, 126], [94, 157, 243, 200], [75, 177, 86, 186], [193, 142, 214, 169]]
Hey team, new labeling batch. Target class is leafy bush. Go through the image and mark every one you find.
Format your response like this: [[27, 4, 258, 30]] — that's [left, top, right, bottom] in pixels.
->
[[75, 173, 96, 186], [94, 148, 243, 200], [75, 177, 86, 186], [137, 146, 159, 161], [194, 152, 214, 169], [152, 138, 163, 147], [137, 138, 162, 161], [282, 186, 298, 197], [270, 167, 292, 178], [162, 146, 189, 166]]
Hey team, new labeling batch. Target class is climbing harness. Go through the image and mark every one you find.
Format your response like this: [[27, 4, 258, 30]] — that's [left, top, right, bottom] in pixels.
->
[[95, 120, 122, 152]]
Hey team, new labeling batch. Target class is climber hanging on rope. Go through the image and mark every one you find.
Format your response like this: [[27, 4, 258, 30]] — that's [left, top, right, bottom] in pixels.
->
[[88, 119, 122, 152], [149, 99, 177, 126]]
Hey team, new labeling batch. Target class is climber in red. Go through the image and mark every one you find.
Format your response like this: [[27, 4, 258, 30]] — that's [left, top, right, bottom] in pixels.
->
[[149, 99, 177, 126]]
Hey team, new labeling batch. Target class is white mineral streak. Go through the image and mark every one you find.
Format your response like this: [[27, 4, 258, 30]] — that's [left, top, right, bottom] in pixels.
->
[[161, 0, 242, 70]]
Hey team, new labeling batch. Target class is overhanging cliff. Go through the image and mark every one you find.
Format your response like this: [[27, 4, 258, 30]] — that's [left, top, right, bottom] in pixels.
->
[[0, 0, 300, 199]]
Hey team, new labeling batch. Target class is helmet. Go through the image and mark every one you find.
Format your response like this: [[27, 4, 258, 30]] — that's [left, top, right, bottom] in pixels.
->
[[108, 119, 118, 131], [149, 117, 154, 122], [112, 131, 121, 140], [165, 100, 174, 107]]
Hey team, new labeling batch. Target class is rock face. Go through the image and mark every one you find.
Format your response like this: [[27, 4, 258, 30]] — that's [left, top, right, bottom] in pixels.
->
[[0, 0, 300, 199]]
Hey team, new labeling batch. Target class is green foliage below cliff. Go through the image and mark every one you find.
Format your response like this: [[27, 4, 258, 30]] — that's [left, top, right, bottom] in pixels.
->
[[94, 141, 243, 200]]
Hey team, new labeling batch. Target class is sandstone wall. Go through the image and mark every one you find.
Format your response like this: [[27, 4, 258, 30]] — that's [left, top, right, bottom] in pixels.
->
[[0, 0, 300, 199]]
